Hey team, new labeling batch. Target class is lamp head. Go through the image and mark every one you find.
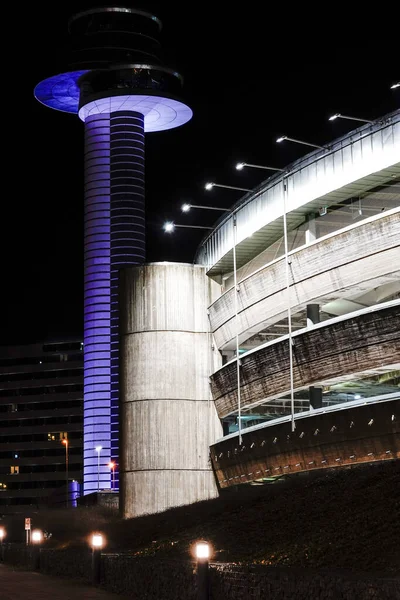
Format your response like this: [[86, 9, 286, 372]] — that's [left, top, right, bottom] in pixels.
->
[[276, 136, 287, 143], [91, 533, 104, 549], [390, 82, 399, 89], [164, 222, 175, 233], [181, 203, 191, 212], [108, 461, 115, 469], [95, 446, 102, 453], [32, 529, 43, 544], [195, 541, 210, 560], [0, 526, 5, 540], [235, 162, 245, 170], [205, 183, 214, 190], [328, 113, 340, 121]]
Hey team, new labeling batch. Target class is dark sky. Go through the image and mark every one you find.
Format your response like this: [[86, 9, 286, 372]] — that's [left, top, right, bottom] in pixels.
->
[[2, 2, 398, 344]]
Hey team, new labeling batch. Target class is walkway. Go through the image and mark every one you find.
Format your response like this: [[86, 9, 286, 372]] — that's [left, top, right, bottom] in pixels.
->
[[0, 564, 127, 600]]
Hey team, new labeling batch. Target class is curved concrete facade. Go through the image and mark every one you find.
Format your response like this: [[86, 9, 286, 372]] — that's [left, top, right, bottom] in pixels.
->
[[209, 210, 400, 350], [211, 302, 400, 418], [211, 398, 400, 488], [119, 263, 222, 518], [195, 111, 399, 276]]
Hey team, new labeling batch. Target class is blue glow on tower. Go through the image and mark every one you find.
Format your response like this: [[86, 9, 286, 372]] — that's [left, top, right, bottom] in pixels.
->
[[34, 6, 192, 494]]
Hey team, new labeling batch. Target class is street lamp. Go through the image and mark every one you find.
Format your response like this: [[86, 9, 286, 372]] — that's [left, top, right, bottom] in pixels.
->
[[181, 203, 231, 213], [205, 182, 251, 192], [236, 162, 283, 172], [328, 113, 373, 124], [62, 438, 69, 508], [180, 202, 243, 443], [276, 135, 327, 150], [95, 446, 102, 492], [164, 222, 213, 233], [108, 461, 116, 491]]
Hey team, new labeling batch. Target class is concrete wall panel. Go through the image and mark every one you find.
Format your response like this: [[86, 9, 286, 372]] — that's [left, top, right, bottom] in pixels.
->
[[121, 262, 220, 334], [119, 263, 222, 518], [122, 399, 222, 471], [118, 470, 219, 519], [122, 331, 215, 401]]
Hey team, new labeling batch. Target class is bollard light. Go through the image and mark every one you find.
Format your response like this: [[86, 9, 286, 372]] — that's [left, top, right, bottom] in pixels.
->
[[31, 529, 43, 570], [91, 532, 105, 586], [195, 540, 210, 600], [31, 529, 43, 544]]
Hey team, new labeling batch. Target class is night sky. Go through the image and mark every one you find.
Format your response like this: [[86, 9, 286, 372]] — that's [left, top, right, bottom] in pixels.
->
[[2, 2, 398, 345]]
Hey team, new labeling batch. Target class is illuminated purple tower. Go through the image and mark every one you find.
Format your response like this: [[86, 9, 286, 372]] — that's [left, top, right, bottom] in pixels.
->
[[34, 7, 192, 494]]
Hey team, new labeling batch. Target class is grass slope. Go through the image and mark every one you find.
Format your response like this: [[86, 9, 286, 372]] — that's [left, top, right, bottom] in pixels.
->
[[3, 461, 399, 574]]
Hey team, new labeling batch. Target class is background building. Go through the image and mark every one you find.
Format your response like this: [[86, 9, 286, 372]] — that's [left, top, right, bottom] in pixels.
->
[[0, 340, 83, 513]]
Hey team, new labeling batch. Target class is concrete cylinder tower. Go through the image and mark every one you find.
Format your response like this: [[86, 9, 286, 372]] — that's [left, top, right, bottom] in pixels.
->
[[34, 7, 192, 494], [119, 263, 223, 518]]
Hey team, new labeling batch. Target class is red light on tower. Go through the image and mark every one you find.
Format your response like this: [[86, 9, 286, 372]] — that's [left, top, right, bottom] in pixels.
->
[[108, 461, 116, 491]]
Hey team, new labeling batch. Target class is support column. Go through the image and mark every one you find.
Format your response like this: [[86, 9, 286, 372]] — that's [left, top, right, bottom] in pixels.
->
[[83, 110, 145, 494], [307, 303, 320, 327], [305, 213, 317, 244], [307, 303, 322, 409], [309, 386, 323, 409], [119, 263, 222, 518]]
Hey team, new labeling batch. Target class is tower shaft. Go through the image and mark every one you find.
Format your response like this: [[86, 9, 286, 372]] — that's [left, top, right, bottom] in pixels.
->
[[84, 111, 145, 493], [35, 6, 192, 497]]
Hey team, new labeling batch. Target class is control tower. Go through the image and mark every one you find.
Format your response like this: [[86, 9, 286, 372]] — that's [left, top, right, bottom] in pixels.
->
[[35, 7, 192, 494]]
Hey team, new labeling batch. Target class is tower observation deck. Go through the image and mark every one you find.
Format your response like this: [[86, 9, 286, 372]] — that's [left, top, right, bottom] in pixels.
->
[[34, 6, 192, 495]]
